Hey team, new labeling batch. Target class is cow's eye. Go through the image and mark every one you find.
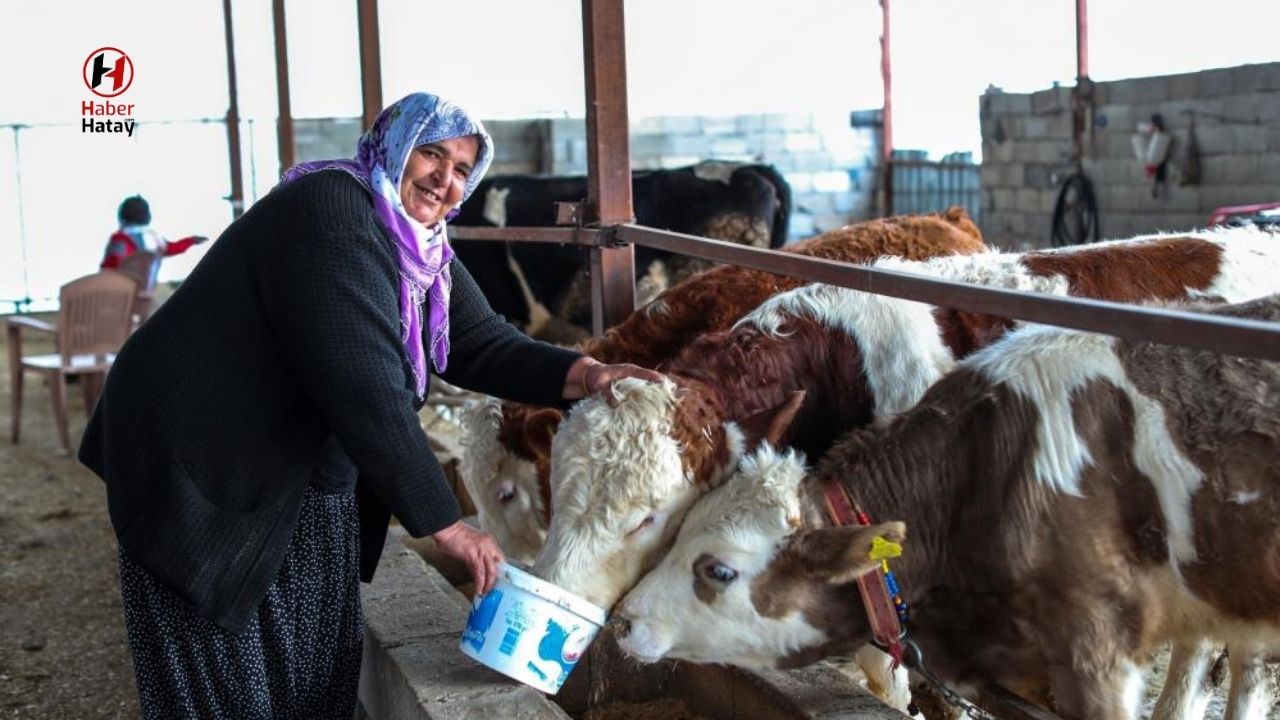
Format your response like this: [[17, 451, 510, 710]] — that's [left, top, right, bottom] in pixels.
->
[[495, 481, 517, 504], [626, 515, 656, 537], [703, 561, 738, 584]]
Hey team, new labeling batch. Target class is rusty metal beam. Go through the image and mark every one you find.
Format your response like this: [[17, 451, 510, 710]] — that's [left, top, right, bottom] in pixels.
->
[[581, 0, 635, 335], [615, 223, 1280, 361], [357, 0, 383, 130], [221, 0, 245, 219], [272, 0, 295, 175], [880, 0, 894, 217], [449, 226, 602, 245], [1075, 0, 1089, 81]]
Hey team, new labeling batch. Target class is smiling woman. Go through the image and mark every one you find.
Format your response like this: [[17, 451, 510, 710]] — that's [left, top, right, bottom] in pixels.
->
[[77, 90, 666, 719], [399, 137, 478, 225]]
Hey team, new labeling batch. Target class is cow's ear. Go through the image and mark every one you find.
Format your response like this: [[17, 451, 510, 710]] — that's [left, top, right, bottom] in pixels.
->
[[739, 390, 807, 449], [787, 521, 906, 585], [522, 408, 564, 465]]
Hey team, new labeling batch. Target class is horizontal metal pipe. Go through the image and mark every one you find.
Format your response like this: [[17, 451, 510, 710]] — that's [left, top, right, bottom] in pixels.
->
[[448, 226, 603, 245], [615, 223, 1280, 362]]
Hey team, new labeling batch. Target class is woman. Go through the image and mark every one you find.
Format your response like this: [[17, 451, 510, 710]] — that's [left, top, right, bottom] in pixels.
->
[[79, 92, 661, 719], [100, 194, 208, 271]]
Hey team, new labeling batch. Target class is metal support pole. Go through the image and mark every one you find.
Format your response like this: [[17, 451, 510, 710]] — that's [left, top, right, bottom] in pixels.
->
[[357, 0, 383, 130], [880, 0, 894, 217], [1075, 0, 1089, 81], [272, 0, 295, 176], [221, 0, 246, 219], [581, 0, 635, 335], [1072, 0, 1091, 165]]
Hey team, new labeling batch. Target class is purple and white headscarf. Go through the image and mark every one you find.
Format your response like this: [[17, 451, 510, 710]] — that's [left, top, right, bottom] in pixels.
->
[[280, 92, 493, 398]]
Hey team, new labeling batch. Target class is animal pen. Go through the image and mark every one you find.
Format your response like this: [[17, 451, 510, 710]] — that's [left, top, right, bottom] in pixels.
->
[[261, 0, 1280, 719]]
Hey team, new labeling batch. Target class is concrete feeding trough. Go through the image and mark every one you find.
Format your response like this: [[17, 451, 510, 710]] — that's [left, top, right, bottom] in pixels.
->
[[359, 527, 906, 719]]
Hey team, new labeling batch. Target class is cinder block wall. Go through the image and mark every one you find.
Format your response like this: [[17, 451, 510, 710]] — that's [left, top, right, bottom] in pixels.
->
[[296, 113, 882, 242], [980, 62, 1280, 249]]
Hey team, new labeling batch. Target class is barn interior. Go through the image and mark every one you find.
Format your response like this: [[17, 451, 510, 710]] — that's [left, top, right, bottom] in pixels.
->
[[3, 1, 1280, 719]]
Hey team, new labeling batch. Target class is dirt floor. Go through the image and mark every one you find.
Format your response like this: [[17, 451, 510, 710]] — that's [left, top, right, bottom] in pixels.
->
[[2, 321, 1277, 719], [1, 326, 138, 719]]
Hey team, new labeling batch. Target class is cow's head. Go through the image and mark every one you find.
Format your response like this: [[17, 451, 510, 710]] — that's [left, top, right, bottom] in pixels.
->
[[460, 398, 560, 564], [532, 377, 758, 609], [614, 445, 904, 669]]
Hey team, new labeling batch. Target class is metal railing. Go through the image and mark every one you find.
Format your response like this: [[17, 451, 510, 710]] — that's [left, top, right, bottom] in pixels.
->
[[448, 222, 1280, 362]]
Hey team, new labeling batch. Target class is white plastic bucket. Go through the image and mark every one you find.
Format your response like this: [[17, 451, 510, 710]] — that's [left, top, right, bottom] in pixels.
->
[[459, 562, 608, 694]]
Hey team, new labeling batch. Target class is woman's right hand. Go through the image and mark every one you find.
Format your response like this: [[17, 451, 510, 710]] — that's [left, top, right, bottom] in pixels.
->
[[431, 520, 505, 596]]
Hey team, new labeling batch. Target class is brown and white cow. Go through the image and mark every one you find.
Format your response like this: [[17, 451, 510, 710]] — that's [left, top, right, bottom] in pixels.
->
[[460, 208, 986, 563], [613, 293, 1280, 720], [534, 224, 1280, 606]]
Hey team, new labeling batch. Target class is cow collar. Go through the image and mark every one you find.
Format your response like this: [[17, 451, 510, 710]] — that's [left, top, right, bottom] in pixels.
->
[[821, 480, 909, 668]]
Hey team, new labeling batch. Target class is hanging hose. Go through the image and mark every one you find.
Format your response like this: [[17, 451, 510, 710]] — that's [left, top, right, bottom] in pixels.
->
[[1050, 171, 1100, 247]]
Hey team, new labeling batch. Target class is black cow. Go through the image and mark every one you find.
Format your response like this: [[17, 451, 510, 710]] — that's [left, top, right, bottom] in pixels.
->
[[450, 162, 792, 337]]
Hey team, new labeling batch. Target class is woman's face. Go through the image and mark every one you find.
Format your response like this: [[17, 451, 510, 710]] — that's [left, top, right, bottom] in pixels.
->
[[399, 134, 479, 226]]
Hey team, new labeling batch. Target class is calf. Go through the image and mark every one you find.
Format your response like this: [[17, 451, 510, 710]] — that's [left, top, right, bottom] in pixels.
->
[[460, 209, 986, 563], [614, 293, 1280, 720], [534, 225, 1280, 609]]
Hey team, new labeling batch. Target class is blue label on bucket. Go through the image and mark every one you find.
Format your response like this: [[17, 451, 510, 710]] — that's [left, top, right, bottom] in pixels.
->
[[462, 589, 504, 652]]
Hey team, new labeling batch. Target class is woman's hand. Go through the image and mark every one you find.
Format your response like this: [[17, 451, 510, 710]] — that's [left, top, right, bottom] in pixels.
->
[[563, 357, 666, 405], [431, 520, 505, 596]]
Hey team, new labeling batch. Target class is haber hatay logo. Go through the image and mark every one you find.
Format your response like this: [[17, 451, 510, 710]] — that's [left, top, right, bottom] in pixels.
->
[[83, 47, 133, 98]]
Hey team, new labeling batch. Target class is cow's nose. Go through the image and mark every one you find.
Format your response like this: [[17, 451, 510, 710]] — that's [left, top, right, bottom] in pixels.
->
[[607, 613, 632, 639]]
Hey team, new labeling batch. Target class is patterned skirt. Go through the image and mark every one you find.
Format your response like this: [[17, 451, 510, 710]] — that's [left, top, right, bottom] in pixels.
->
[[118, 486, 363, 720]]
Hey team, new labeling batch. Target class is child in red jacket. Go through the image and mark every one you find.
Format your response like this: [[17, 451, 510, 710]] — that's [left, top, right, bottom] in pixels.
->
[[100, 195, 208, 271]]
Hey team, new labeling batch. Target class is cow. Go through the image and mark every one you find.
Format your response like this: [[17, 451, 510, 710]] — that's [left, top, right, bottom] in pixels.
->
[[531, 226, 1280, 714], [612, 293, 1280, 720], [450, 161, 793, 337], [459, 208, 987, 565]]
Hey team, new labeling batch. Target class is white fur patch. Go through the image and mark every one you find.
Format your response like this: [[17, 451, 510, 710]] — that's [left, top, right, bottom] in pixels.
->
[[692, 160, 743, 184], [872, 249, 1071, 296], [736, 284, 955, 423], [1230, 490, 1262, 505], [1174, 225, 1280, 301], [965, 326, 1204, 566], [481, 186, 510, 227], [1121, 660, 1145, 720], [617, 445, 829, 668], [459, 398, 547, 563], [534, 378, 701, 607]]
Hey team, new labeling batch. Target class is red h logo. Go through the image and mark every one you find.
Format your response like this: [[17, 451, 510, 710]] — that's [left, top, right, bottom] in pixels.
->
[[83, 48, 133, 98]]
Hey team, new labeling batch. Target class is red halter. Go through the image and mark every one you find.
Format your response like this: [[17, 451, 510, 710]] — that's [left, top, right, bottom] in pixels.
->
[[822, 481, 906, 668]]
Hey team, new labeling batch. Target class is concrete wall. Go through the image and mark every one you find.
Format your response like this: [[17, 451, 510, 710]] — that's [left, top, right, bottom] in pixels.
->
[[295, 112, 883, 241], [980, 62, 1280, 249]]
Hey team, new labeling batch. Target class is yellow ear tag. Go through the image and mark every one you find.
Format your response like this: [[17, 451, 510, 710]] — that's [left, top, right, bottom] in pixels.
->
[[869, 536, 902, 562]]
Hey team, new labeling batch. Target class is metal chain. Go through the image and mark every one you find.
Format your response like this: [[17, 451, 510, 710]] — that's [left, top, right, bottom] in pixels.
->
[[901, 639, 1001, 720]]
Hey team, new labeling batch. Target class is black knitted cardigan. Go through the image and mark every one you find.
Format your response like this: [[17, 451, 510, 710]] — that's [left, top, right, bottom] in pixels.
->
[[80, 171, 580, 632]]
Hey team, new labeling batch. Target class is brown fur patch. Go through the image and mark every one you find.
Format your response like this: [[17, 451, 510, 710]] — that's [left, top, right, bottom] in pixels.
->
[[668, 378, 733, 489], [583, 207, 987, 366], [497, 404, 561, 522], [665, 315, 875, 471], [934, 235, 1229, 362], [1020, 236, 1224, 303], [1111, 296, 1280, 623], [692, 553, 720, 604], [1070, 379, 1169, 566]]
